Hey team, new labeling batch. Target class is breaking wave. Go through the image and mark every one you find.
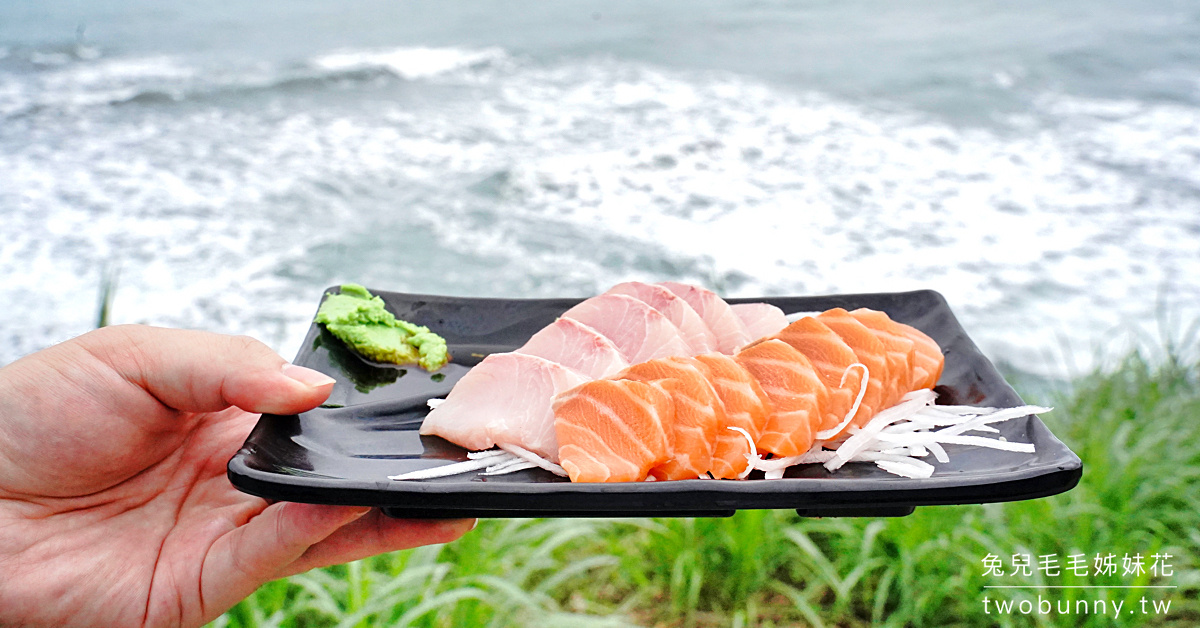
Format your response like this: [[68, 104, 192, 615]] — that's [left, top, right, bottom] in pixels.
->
[[0, 45, 509, 117], [2, 45, 1197, 376], [309, 46, 509, 80]]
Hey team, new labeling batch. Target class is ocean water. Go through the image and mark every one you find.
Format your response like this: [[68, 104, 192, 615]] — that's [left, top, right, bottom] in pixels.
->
[[2, 0, 1198, 376]]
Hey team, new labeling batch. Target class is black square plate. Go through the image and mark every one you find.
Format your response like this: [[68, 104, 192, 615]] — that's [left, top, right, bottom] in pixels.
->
[[227, 288, 1082, 518]]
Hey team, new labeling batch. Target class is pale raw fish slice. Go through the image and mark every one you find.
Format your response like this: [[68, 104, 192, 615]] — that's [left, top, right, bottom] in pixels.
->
[[419, 353, 588, 461], [554, 379, 673, 483], [562, 293, 692, 364], [515, 317, 629, 379], [607, 281, 718, 354], [657, 282, 753, 354], [729, 302, 788, 341]]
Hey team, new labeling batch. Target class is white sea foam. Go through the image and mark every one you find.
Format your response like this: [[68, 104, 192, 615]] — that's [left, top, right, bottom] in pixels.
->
[[439, 60, 1200, 375], [1, 46, 505, 118], [0, 55, 196, 114], [1, 52, 1197, 375], [310, 46, 508, 81], [54, 56, 195, 86]]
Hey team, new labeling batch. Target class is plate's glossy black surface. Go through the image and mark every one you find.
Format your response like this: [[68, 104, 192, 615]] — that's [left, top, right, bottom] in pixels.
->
[[228, 288, 1082, 518]]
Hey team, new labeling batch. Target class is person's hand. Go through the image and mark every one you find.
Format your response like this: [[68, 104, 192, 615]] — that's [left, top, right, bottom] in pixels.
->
[[0, 325, 474, 627]]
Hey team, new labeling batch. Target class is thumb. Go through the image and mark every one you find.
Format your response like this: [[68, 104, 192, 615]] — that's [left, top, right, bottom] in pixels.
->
[[197, 503, 474, 624], [198, 503, 371, 623], [80, 325, 334, 415]]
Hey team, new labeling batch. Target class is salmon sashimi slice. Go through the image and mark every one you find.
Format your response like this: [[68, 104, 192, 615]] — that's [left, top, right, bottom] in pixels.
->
[[658, 281, 753, 354], [692, 352, 772, 479], [563, 293, 692, 364], [816, 308, 893, 426], [848, 308, 917, 395], [734, 339, 826, 457], [554, 379, 673, 483], [607, 281, 719, 354], [516, 317, 629, 379], [886, 316, 944, 390], [420, 353, 589, 461], [769, 316, 865, 433], [615, 357, 720, 480], [729, 302, 789, 341]]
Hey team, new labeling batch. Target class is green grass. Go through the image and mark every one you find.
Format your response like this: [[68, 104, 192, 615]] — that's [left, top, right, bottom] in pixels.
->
[[215, 349, 1200, 627], [96, 261, 119, 328]]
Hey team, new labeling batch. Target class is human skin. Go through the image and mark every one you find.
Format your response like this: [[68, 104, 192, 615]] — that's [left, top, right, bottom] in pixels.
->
[[0, 325, 474, 627]]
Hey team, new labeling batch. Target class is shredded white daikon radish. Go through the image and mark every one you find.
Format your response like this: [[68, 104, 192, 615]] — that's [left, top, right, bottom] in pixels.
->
[[481, 463, 538, 476], [466, 449, 509, 460], [499, 443, 569, 477], [741, 387, 1050, 479], [387, 454, 507, 481], [875, 458, 935, 479], [729, 426, 759, 479], [815, 363, 869, 440], [390, 445, 569, 481], [825, 389, 939, 472], [483, 457, 537, 475]]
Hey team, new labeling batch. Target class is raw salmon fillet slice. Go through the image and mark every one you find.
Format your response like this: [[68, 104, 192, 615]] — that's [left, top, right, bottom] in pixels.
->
[[657, 282, 753, 354], [616, 357, 720, 480], [516, 316, 629, 379], [816, 308, 892, 427], [607, 281, 719, 354], [692, 352, 772, 479], [734, 339, 826, 457], [769, 316, 865, 433], [887, 316, 944, 390], [563, 293, 692, 364], [729, 302, 789, 341], [554, 379, 673, 483], [848, 308, 917, 395]]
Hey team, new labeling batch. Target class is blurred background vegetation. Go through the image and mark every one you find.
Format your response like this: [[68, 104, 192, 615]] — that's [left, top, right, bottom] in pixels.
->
[[212, 344, 1199, 627]]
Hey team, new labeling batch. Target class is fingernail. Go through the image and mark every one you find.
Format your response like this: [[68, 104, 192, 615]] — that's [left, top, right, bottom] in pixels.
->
[[282, 363, 336, 388]]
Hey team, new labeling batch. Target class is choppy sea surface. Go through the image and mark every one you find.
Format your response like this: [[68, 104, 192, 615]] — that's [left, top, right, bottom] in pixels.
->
[[2, 0, 1198, 377]]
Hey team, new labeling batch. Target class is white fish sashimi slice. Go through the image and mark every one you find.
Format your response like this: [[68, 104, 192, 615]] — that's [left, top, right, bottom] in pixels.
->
[[729, 302, 788, 342], [562, 293, 692, 364], [418, 353, 588, 462], [657, 282, 753, 354], [606, 281, 719, 354], [515, 317, 629, 379]]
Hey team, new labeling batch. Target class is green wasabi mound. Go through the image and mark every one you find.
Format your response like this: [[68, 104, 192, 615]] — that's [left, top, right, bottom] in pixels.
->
[[314, 284, 450, 371]]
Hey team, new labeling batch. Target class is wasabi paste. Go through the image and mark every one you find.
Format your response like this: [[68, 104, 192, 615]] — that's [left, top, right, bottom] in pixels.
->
[[314, 284, 449, 371]]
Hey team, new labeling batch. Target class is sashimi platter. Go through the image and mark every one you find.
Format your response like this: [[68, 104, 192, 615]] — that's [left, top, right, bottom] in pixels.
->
[[228, 282, 1082, 518]]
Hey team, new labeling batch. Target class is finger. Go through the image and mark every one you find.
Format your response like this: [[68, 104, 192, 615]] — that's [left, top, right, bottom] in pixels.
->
[[200, 502, 371, 619], [80, 325, 334, 415], [280, 510, 476, 577]]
